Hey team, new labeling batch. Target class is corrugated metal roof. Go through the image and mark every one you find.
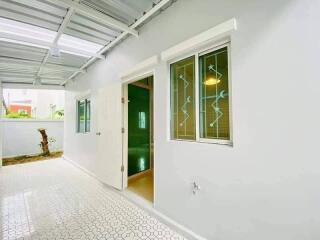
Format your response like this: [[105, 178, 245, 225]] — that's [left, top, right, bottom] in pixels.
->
[[0, 0, 173, 87], [47, 52, 88, 68], [0, 41, 47, 62], [0, 0, 67, 31]]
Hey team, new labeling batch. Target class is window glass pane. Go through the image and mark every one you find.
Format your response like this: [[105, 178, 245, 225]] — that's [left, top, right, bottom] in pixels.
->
[[199, 46, 230, 140], [138, 112, 146, 129], [85, 100, 91, 132], [171, 56, 196, 140], [78, 100, 85, 133]]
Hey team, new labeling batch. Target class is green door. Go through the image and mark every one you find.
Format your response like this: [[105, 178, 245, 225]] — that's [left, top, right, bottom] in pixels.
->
[[128, 85, 150, 176]]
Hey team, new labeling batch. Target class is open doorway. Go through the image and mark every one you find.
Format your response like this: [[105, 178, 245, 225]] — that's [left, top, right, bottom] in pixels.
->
[[126, 76, 154, 202]]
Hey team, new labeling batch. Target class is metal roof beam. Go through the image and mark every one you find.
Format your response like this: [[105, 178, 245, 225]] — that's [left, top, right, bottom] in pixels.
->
[[0, 60, 84, 73], [0, 57, 83, 72], [63, 0, 171, 85], [99, 0, 141, 19], [37, 7, 75, 77], [0, 33, 104, 59], [46, 0, 139, 37], [1, 82, 65, 90], [0, 73, 67, 81]]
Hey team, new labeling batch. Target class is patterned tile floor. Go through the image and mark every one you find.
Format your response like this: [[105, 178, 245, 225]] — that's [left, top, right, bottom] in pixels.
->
[[0, 159, 186, 240]]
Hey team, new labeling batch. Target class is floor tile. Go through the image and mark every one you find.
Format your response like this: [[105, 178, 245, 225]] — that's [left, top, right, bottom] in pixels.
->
[[0, 159, 186, 240]]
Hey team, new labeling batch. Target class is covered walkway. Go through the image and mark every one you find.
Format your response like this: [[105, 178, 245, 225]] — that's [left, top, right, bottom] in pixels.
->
[[0, 159, 185, 240]]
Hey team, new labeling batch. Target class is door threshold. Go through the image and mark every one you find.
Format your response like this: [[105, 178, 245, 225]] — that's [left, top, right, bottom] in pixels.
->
[[128, 169, 152, 181], [122, 189, 154, 209]]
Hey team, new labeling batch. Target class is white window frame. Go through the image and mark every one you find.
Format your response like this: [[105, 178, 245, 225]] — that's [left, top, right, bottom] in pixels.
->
[[169, 40, 233, 146]]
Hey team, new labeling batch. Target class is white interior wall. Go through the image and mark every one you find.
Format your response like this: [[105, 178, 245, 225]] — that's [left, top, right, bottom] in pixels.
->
[[64, 0, 320, 239]]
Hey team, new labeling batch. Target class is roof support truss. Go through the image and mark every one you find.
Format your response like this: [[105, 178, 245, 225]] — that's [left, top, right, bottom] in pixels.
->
[[0, 0, 172, 87], [37, 7, 75, 77], [0, 57, 85, 73], [47, 0, 139, 37], [0, 73, 67, 80], [0, 32, 104, 59], [1, 82, 65, 90], [63, 0, 171, 85]]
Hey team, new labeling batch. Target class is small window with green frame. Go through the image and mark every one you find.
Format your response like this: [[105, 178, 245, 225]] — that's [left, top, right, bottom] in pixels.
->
[[77, 98, 91, 133]]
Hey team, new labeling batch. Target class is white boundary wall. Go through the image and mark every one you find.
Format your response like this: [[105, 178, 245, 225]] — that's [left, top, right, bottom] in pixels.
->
[[1, 119, 63, 158]]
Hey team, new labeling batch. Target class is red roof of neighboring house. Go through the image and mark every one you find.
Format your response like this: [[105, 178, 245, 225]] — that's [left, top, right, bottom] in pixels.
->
[[9, 105, 31, 115]]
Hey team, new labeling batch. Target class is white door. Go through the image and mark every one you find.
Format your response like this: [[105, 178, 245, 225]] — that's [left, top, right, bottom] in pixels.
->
[[96, 84, 123, 190]]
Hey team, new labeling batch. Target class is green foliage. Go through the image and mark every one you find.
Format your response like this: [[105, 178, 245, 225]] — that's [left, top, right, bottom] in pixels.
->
[[48, 137, 56, 144], [4, 112, 31, 119], [54, 109, 64, 119]]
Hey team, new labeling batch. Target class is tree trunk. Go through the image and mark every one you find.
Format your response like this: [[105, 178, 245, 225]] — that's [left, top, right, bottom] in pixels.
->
[[2, 96, 9, 115], [38, 128, 50, 156]]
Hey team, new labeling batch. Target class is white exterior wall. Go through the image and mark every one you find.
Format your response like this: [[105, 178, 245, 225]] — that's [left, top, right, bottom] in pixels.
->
[[2, 120, 64, 158], [64, 0, 320, 239], [0, 83, 2, 166]]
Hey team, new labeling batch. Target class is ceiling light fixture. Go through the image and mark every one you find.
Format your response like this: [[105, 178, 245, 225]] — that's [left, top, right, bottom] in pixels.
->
[[50, 46, 61, 58], [204, 77, 221, 86]]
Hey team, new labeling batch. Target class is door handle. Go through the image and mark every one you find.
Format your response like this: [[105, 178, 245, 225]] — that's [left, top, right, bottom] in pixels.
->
[[96, 132, 101, 136]]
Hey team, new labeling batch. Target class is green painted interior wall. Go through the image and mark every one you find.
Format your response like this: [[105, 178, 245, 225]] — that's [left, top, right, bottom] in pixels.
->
[[128, 84, 150, 176]]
